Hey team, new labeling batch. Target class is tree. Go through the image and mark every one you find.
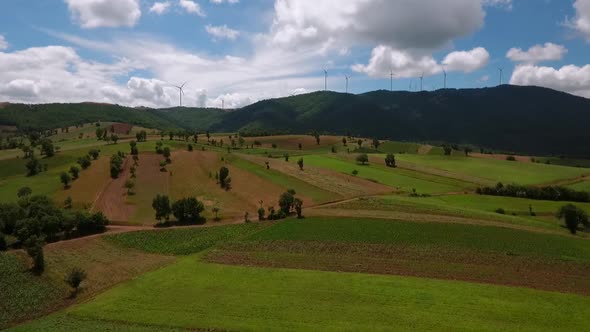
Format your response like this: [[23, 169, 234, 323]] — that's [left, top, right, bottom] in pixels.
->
[[26, 156, 43, 176], [24, 235, 45, 275], [557, 204, 589, 234], [172, 197, 205, 224], [88, 149, 100, 160], [65, 268, 87, 297], [219, 166, 231, 189], [356, 154, 369, 165], [77, 156, 92, 169], [129, 140, 139, 155], [60, 172, 72, 189], [294, 198, 303, 219], [357, 139, 363, 148], [464, 147, 473, 156], [313, 132, 320, 145], [40, 139, 55, 157], [169, 131, 174, 141], [238, 136, 245, 147], [188, 144, 193, 151], [95, 127, 104, 140], [124, 179, 135, 195], [342, 137, 347, 146], [284, 153, 289, 162], [372, 138, 381, 150], [206, 130, 211, 141], [279, 189, 296, 214], [69, 166, 80, 180], [297, 158, 304, 171], [443, 145, 453, 156], [163, 147, 171, 163], [385, 154, 396, 168], [17, 187, 32, 199], [258, 207, 265, 221], [298, 143, 302, 150], [110, 134, 119, 144], [110, 154, 124, 178], [152, 194, 171, 223], [212, 207, 220, 221]]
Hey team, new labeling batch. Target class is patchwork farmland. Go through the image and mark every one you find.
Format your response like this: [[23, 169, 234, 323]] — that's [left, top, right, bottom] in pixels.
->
[[1, 126, 590, 331]]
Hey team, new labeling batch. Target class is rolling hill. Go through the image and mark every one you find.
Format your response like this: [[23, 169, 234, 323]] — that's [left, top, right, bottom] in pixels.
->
[[1, 85, 589, 156]]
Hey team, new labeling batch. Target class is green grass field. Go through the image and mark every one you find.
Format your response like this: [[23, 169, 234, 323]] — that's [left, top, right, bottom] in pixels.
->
[[302, 155, 470, 194], [14, 258, 590, 332], [231, 156, 339, 203], [246, 218, 590, 262], [568, 180, 590, 192], [396, 154, 589, 185], [106, 224, 268, 255]]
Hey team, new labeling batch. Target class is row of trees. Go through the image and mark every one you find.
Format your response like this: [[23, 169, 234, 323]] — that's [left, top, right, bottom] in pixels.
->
[[110, 152, 126, 178], [477, 182, 589, 203], [152, 195, 206, 226], [258, 189, 304, 221]]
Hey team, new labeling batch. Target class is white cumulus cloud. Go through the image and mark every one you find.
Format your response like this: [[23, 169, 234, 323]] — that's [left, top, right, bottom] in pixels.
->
[[507, 43, 567, 64], [566, 0, 590, 41], [149, 1, 172, 15], [510, 64, 590, 97], [179, 0, 205, 16], [206, 25, 240, 40], [443, 47, 490, 72], [64, 0, 141, 28], [0, 35, 7, 51]]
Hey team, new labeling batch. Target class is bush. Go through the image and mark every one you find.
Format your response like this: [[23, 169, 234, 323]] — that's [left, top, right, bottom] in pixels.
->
[[258, 207, 265, 221], [77, 156, 92, 169], [477, 183, 589, 203], [17, 187, 32, 199], [495, 208, 506, 215], [557, 204, 589, 234], [506, 155, 517, 161], [356, 154, 369, 165], [75, 212, 109, 236], [352, 169, 359, 176], [152, 194, 172, 223], [69, 166, 80, 180], [88, 149, 100, 160], [65, 267, 87, 296]]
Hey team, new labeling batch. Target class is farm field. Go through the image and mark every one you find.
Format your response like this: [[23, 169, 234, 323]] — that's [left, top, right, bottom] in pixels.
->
[[568, 180, 590, 192], [13, 257, 590, 332], [3, 132, 590, 331]]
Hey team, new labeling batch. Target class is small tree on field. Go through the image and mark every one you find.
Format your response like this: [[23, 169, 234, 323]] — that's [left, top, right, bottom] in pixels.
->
[[284, 153, 289, 162], [130, 140, 139, 155], [159, 161, 167, 172], [110, 134, 119, 144], [24, 236, 45, 275], [17, 186, 32, 199], [443, 145, 452, 156], [163, 147, 171, 163], [557, 204, 589, 234], [342, 137, 347, 146], [385, 154, 396, 168], [219, 166, 231, 190], [279, 189, 296, 214], [298, 143, 302, 150], [212, 207, 220, 221], [65, 268, 87, 297], [297, 158, 304, 171], [352, 169, 359, 176], [60, 172, 72, 189], [77, 156, 92, 169], [188, 144, 193, 152], [88, 149, 100, 160], [152, 194, 172, 223], [294, 198, 303, 219], [69, 166, 80, 180], [124, 179, 135, 195], [372, 138, 380, 150], [357, 139, 363, 148], [356, 154, 369, 165], [258, 206, 266, 221], [26, 156, 43, 176], [464, 147, 473, 156]]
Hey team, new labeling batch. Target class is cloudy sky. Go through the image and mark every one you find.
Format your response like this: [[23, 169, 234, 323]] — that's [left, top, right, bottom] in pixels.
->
[[1, 0, 590, 108]]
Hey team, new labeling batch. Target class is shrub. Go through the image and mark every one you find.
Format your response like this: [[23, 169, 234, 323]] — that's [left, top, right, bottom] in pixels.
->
[[557, 204, 589, 234], [77, 156, 92, 169], [219, 166, 231, 190], [152, 194, 172, 223], [65, 267, 87, 296], [258, 207, 265, 221], [495, 208, 506, 215], [356, 154, 369, 165], [385, 154, 396, 168], [17, 187, 32, 199], [506, 155, 517, 161], [60, 172, 72, 189], [352, 169, 359, 176], [69, 166, 80, 180]]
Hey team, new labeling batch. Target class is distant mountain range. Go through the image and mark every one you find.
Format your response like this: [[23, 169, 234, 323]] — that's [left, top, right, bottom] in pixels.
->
[[1, 85, 589, 156]]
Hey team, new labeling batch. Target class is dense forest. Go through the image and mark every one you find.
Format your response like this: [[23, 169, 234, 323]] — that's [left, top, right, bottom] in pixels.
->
[[1, 85, 589, 156]]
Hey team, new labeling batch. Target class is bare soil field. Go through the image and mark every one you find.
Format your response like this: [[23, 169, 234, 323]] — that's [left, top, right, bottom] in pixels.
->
[[240, 154, 392, 198], [207, 241, 590, 296], [170, 150, 299, 221], [244, 135, 342, 150], [93, 156, 135, 223], [126, 153, 170, 224], [55, 156, 111, 209]]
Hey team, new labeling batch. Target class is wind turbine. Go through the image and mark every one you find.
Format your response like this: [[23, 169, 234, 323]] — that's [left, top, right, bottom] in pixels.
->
[[323, 69, 328, 91], [442, 66, 447, 89], [345, 75, 350, 93], [420, 73, 424, 91], [173, 82, 187, 107], [498, 67, 504, 86], [390, 70, 395, 91]]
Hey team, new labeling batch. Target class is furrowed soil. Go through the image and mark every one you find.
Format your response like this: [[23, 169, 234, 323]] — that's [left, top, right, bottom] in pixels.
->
[[126, 153, 170, 224], [239, 154, 392, 198], [244, 135, 342, 150], [93, 156, 135, 223], [207, 240, 590, 296], [54, 156, 110, 209]]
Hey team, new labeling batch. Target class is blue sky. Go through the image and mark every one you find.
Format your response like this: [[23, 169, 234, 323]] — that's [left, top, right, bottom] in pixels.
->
[[1, 0, 590, 108]]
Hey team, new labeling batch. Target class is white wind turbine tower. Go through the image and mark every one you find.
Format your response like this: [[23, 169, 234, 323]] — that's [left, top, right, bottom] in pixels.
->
[[345, 75, 351, 93], [173, 82, 187, 107], [442, 66, 447, 89], [323, 69, 328, 91], [498, 67, 504, 86], [390, 70, 395, 91], [420, 73, 424, 91]]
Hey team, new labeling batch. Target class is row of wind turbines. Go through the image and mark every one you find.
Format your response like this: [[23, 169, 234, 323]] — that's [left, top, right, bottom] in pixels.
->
[[322, 67, 505, 93], [170, 68, 506, 108]]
